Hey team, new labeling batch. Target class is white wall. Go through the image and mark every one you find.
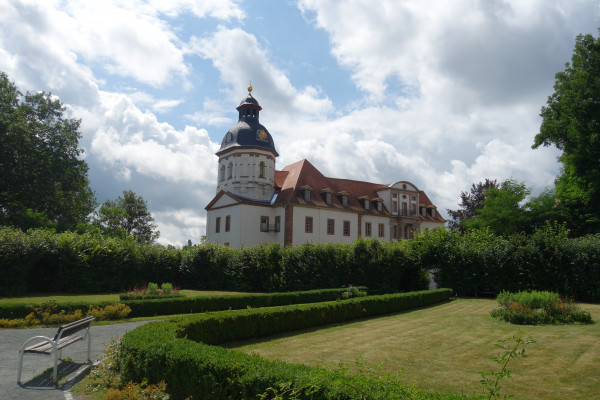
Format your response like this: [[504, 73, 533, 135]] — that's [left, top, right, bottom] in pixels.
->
[[292, 206, 361, 245], [361, 214, 390, 241]]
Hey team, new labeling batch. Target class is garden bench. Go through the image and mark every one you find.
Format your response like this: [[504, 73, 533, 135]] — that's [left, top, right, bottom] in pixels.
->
[[17, 316, 94, 383]]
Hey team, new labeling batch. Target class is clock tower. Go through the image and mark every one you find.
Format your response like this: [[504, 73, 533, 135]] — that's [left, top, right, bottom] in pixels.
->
[[215, 86, 278, 202]]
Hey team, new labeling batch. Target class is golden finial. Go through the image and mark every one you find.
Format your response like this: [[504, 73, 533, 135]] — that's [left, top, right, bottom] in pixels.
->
[[248, 82, 253, 93]]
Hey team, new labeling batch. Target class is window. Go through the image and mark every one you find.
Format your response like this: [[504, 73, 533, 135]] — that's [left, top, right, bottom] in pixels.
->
[[431, 208, 436, 218], [225, 215, 231, 232], [219, 165, 225, 181], [327, 219, 335, 235], [341, 195, 348, 207], [363, 199, 370, 210], [305, 216, 313, 233], [215, 217, 221, 233], [274, 216, 281, 232], [259, 161, 265, 178], [324, 192, 332, 205], [343, 220, 350, 236], [300, 185, 311, 203], [377, 201, 383, 212], [378, 223, 385, 238], [227, 162, 233, 179], [365, 222, 372, 237], [260, 216, 269, 232]]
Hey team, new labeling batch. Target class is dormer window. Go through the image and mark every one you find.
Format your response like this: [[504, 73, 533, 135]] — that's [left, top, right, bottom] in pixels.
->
[[377, 201, 383, 212], [300, 185, 312, 202], [431, 208, 436, 218], [321, 189, 333, 205], [338, 192, 349, 207], [359, 196, 370, 210]]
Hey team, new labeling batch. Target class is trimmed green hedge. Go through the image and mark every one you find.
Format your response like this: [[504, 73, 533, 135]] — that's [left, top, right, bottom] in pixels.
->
[[2, 226, 599, 302], [0, 288, 362, 320], [118, 289, 466, 400]]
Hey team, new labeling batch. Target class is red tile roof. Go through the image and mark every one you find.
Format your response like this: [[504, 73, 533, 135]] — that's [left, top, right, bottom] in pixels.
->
[[274, 159, 386, 215]]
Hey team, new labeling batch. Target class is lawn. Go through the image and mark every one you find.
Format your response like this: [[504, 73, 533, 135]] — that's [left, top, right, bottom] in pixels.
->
[[0, 290, 255, 305], [229, 298, 600, 400]]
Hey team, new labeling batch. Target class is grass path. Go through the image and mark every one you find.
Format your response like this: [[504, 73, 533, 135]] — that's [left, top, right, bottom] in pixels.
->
[[230, 298, 600, 399]]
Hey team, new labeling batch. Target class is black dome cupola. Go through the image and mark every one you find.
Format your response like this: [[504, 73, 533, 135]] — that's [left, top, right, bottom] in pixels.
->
[[218, 86, 277, 156]]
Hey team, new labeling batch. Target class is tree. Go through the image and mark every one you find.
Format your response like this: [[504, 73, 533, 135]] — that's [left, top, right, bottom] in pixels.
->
[[446, 179, 498, 231], [533, 30, 600, 235], [463, 179, 530, 236], [0, 71, 96, 231], [95, 190, 159, 243]]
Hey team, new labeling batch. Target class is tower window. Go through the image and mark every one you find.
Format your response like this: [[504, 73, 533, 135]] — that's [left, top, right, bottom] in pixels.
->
[[219, 165, 225, 182], [225, 215, 231, 232], [275, 216, 281, 232], [259, 161, 265, 178], [260, 216, 269, 232], [227, 162, 233, 179]]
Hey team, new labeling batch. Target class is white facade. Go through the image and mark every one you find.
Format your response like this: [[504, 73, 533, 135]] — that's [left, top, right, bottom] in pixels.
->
[[205, 91, 445, 248]]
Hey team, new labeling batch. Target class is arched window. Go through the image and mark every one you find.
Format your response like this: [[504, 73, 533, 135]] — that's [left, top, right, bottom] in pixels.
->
[[259, 161, 265, 178], [220, 165, 225, 181], [227, 162, 233, 179]]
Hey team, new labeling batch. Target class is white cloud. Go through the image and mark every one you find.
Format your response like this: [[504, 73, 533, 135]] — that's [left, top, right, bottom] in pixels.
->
[[90, 91, 219, 184], [187, 26, 334, 118]]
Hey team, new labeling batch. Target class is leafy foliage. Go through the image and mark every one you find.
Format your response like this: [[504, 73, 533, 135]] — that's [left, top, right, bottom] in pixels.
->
[[447, 179, 498, 231], [477, 334, 535, 400], [533, 30, 600, 235], [491, 290, 592, 325], [0, 71, 96, 232], [94, 190, 159, 244]]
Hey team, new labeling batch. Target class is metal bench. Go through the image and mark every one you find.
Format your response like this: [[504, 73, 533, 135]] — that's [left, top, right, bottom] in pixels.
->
[[17, 316, 94, 383]]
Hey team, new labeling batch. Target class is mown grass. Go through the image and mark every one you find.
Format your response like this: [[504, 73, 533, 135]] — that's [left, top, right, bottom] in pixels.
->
[[0, 290, 254, 305], [229, 298, 600, 400]]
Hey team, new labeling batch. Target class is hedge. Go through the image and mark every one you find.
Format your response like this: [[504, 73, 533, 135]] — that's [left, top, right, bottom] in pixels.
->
[[0, 288, 364, 320], [118, 289, 466, 400], [2, 226, 599, 302]]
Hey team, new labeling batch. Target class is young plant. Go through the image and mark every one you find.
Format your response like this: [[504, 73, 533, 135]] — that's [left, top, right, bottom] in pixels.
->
[[478, 333, 535, 399]]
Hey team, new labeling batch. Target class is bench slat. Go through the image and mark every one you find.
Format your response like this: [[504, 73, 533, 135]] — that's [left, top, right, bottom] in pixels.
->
[[24, 335, 84, 354]]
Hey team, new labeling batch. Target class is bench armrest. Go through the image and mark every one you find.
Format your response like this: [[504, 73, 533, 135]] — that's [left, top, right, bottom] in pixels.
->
[[19, 336, 56, 353]]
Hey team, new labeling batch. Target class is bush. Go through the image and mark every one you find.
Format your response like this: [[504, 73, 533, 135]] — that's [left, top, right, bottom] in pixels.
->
[[117, 289, 464, 400], [491, 290, 592, 325]]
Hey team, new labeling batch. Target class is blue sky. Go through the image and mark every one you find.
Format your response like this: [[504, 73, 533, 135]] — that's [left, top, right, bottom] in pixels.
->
[[1, 0, 599, 245]]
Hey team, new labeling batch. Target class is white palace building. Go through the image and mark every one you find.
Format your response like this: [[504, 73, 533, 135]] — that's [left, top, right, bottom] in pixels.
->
[[205, 88, 445, 248]]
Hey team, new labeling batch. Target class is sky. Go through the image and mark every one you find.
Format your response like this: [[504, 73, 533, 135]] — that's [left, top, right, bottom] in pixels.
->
[[1, 0, 599, 246]]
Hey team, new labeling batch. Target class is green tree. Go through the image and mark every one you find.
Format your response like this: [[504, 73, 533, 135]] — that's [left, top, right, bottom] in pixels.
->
[[446, 179, 498, 231], [0, 71, 96, 231], [462, 179, 561, 236], [463, 179, 531, 236], [95, 190, 159, 244], [533, 30, 600, 235]]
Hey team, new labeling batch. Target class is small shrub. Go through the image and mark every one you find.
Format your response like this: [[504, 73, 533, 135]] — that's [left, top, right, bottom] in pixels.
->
[[491, 290, 592, 325], [88, 303, 132, 321], [146, 282, 159, 296], [160, 282, 173, 295], [103, 381, 170, 400]]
